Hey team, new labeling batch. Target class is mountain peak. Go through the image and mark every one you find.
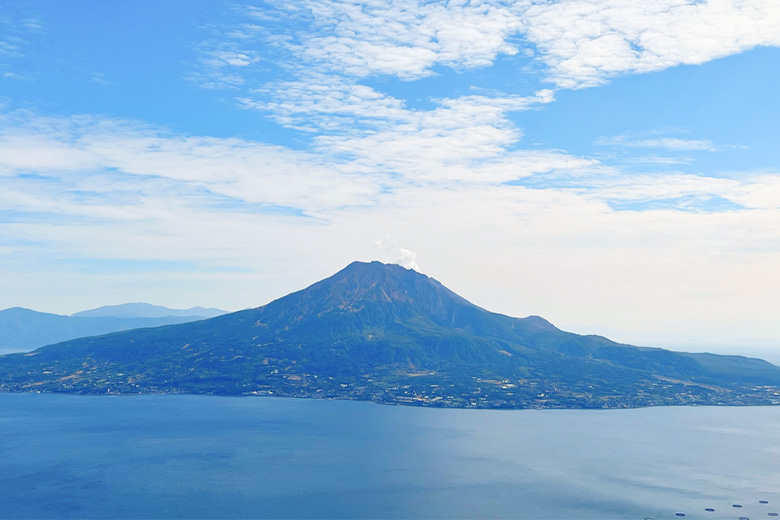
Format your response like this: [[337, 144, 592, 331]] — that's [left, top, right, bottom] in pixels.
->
[[302, 260, 461, 307], [339, 260, 416, 276], [252, 260, 475, 333], [3, 261, 780, 407], [314, 261, 428, 298], [1, 307, 34, 314]]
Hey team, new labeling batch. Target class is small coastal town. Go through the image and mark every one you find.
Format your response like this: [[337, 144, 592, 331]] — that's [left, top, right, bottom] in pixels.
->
[[4, 358, 779, 410]]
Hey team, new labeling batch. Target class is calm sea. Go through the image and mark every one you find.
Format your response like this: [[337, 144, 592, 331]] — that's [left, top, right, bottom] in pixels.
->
[[1, 394, 778, 519]]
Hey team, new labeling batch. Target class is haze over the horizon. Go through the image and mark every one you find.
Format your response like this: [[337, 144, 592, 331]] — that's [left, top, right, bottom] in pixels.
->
[[1, 1, 779, 358]]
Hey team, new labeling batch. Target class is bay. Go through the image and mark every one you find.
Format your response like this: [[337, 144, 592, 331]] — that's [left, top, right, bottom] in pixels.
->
[[0, 394, 778, 519]]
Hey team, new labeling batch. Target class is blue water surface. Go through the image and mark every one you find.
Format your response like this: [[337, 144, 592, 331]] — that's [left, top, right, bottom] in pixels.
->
[[1, 394, 778, 519]]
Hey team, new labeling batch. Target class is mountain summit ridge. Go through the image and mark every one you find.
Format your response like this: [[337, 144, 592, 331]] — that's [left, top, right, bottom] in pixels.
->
[[263, 261, 499, 330], [1, 261, 778, 409]]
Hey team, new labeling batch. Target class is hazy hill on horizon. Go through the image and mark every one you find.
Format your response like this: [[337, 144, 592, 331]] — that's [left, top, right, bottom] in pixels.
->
[[0, 304, 228, 355], [72, 303, 227, 319], [1, 261, 778, 409]]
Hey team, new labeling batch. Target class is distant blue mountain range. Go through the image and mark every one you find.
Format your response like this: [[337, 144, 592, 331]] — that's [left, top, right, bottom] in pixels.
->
[[71, 303, 226, 319], [0, 304, 228, 354]]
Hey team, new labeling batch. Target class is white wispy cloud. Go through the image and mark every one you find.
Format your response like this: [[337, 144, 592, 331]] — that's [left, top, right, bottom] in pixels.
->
[[577, 169, 780, 212], [0, 5, 44, 78], [89, 72, 113, 86], [266, 0, 527, 80], [522, 0, 780, 88], [206, 49, 259, 67], [191, 0, 780, 196], [622, 155, 696, 165], [190, 20, 266, 90], [237, 69, 558, 182], [300, 89, 556, 170], [3, 109, 777, 235], [596, 135, 719, 151], [238, 77, 410, 133], [213, 1, 780, 90], [3, 108, 780, 345], [0, 111, 384, 215], [182, 0, 780, 208]]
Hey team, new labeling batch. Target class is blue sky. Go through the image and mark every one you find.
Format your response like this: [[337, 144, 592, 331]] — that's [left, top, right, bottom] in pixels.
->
[[2, 0, 780, 358]]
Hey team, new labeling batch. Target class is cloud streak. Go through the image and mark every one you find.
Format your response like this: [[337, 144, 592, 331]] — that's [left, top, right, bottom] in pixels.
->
[[0, 5, 44, 79], [596, 134, 720, 151]]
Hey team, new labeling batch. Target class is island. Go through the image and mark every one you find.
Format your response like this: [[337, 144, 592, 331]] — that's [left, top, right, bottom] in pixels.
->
[[2, 261, 779, 409]]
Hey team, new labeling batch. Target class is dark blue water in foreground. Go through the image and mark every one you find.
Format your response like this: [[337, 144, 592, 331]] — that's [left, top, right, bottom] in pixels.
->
[[1, 395, 778, 519]]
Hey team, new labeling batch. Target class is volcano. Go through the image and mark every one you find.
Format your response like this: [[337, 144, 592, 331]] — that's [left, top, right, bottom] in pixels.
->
[[1, 261, 778, 409]]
